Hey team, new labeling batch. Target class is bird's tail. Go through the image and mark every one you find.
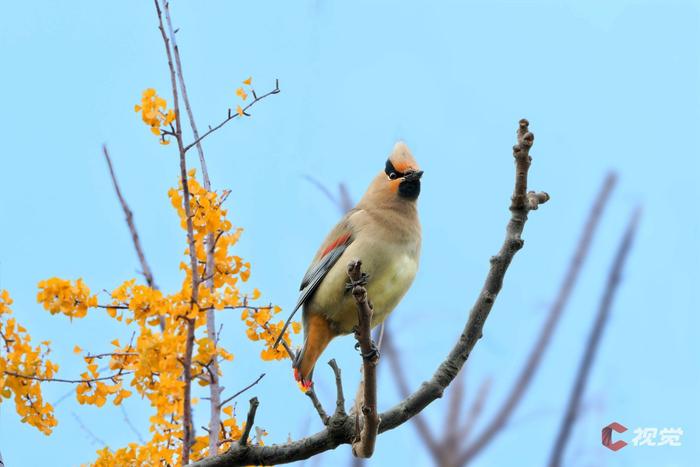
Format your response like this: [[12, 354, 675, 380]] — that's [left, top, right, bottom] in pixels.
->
[[292, 314, 333, 390]]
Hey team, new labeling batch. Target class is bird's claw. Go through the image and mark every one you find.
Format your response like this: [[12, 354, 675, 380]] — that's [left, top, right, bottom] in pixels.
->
[[345, 272, 370, 292], [355, 340, 380, 360]]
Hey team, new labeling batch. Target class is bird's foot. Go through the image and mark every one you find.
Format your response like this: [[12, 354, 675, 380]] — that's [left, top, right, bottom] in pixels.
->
[[354, 339, 380, 361], [345, 272, 370, 292]]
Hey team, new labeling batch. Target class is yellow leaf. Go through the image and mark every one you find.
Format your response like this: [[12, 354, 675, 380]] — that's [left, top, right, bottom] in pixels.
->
[[243, 76, 252, 85], [236, 105, 244, 117], [111, 339, 120, 347], [223, 405, 233, 416], [73, 345, 82, 354]]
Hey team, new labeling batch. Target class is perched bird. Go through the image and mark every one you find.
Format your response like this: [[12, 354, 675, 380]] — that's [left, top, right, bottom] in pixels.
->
[[276, 142, 423, 389]]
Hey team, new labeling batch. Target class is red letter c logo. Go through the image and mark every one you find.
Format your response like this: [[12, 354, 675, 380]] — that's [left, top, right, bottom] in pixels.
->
[[602, 422, 627, 451]]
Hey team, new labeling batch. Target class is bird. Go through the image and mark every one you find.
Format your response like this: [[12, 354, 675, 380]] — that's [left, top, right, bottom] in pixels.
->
[[275, 142, 423, 389]]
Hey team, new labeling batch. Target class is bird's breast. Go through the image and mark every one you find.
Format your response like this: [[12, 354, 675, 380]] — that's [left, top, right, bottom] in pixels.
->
[[307, 238, 419, 335]]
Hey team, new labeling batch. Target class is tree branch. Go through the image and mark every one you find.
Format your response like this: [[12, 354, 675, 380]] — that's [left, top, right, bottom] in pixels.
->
[[548, 207, 641, 467], [219, 373, 266, 409], [183, 81, 280, 154], [382, 326, 442, 459], [101, 145, 158, 290], [346, 260, 379, 458], [154, 0, 197, 462], [328, 359, 346, 417], [187, 118, 549, 467], [161, 1, 224, 455], [4, 370, 133, 384], [457, 172, 616, 465], [239, 397, 260, 446], [102, 145, 166, 331]]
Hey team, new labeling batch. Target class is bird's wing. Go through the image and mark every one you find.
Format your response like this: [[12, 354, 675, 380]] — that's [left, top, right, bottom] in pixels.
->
[[273, 211, 357, 348]]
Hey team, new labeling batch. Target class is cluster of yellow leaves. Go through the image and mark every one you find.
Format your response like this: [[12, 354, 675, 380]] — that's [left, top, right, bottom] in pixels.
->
[[0, 290, 58, 435], [235, 76, 253, 117], [134, 88, 176, 145], [31, 171, 299, 465], [36, 278, 97, 319], [241, 304, 300, 361]]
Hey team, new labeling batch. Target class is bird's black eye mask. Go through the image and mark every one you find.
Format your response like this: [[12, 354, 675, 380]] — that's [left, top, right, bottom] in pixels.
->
[[385, 159, 404, 180]]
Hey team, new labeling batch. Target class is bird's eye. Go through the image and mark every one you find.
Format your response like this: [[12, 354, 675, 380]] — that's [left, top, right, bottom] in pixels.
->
[[389, 172, 398, 180]]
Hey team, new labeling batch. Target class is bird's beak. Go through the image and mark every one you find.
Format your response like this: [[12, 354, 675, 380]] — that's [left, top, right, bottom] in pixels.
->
[[402, 170, 424, 182]]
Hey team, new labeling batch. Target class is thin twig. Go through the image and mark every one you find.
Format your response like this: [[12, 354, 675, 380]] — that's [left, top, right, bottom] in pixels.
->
[[456, 377, 492, 444], [548, 207, 641, 467], [183, 81, 280, 153], [101, 145, 157, 290], [442, 367, 467, 462], [4, 370, 133, 384], [328, 359, 346, 417], [305, 389, 330, 426], [219, 373, 266, 408], [457, 172, 616, 465], [102, 145, 166, 331], [72, 411, 107, 447], [84, 352, 138, 360], [121, 404, 146, 444], [382, 327, 442, 460]]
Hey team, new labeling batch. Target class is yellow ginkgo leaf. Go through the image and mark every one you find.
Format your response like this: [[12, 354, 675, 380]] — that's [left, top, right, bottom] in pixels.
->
[[236, 105, 244, 117], [243, 76, 252, 85], [73, 345, 82, 354]]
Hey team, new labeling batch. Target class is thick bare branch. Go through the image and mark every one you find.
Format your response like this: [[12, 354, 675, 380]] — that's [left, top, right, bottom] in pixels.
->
[[457, 172, 616, 465], [548, 207, 641, 467], [187, 119, 548, 467]]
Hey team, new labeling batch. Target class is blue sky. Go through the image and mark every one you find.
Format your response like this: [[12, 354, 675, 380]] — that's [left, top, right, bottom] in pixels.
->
[[1, 1, 698, 466]]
